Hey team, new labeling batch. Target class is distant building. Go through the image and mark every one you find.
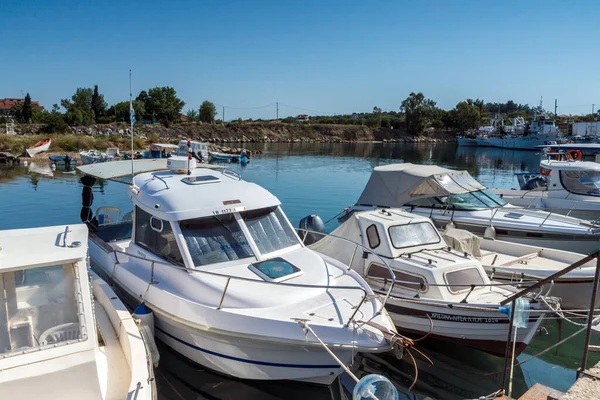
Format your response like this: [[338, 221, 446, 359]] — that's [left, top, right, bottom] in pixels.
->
[[0, 97, 45, 116], [296, 114, 309, 122], [350, 113, 360, 119]]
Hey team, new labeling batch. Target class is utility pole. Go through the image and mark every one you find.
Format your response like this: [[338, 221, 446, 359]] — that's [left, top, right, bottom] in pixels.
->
[[222, 106, 225, 124], [555, 99, 558, 117], [276, 102, 279, 120], [593, 104, 595, 115]]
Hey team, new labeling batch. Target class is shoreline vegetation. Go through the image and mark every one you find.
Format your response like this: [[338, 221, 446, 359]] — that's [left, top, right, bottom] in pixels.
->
[[0, 122, 456, 159]]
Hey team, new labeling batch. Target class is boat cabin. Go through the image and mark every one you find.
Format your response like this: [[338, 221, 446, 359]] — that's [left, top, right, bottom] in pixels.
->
[[148, 143, 178, 159], [313, 209, 494, 303], [531, 159, 600, 197], [0, 225, 98, 395], [176, 140, 208, 161]]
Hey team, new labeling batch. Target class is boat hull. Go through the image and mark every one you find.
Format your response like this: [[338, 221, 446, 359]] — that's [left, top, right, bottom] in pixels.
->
[[457, 137, 477, 146], [384, 298, 544, 357], [26, 139, 51, 157], [488, 133, 558, 151]]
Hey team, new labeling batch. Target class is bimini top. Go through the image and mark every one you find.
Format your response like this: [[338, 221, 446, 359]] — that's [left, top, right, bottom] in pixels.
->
[[0, 224, 88, 271], [541, 159, 600, 172], [77, 159, 222, 180], [131, 168, 280, 221], [356, 163, 485, 207]]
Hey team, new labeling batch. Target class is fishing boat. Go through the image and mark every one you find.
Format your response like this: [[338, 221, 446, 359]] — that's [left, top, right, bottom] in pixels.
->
[[175, 140, 208, 161], [457, 136, 477, 146], [487, 112, 560, 151], [79, 148, 120, 165], [0, 224, 156, 399], [341, 163, 600, 254], [49, 154, 76, 168], [26, 138, 51, 157], [493, 152, 600, 221], [308, 209, 554, 357], [146, 143, 178, 159], [77, 158, 397, 385], [209, 151, 240, 163]]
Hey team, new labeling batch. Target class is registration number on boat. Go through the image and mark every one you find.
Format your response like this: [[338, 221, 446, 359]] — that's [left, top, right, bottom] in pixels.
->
[[212, 206, 246, 215]]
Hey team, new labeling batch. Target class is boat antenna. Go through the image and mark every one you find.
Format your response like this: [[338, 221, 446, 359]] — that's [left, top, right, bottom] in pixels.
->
[[129, 69, 135, 182]]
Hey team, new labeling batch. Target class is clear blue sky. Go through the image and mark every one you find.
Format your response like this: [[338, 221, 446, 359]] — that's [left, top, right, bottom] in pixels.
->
[[1, 0, 599, 120]]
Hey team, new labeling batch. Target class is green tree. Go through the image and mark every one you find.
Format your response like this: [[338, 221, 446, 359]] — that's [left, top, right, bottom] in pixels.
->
[[107, 101, 145, 123], [199, 101, 217, 123], [91, 85, 107, 122], [373, 106, 382, 127], [61, 87, 94, 125], [454, 100, 482, 132], [21, 93, 33, 123], [400, 92, 437, 136], [136, 87, 185, 124], [186, 109, 199, 122]]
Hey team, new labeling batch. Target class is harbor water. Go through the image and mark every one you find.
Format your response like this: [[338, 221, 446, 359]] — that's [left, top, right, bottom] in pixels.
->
[[1, 142, 599, 399]]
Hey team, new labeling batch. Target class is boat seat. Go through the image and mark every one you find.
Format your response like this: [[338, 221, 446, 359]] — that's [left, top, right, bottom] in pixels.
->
[[96, 207, 121, 225], [39, 322, 81, 345], [94, 221, 133, 242]]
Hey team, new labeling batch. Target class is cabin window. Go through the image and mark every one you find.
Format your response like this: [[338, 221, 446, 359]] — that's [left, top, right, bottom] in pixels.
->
[[388, 222, 441, 249], [241, 207, 299, 254], [405, 197, 441, 207], [0, 264, 83, 356], [180, 213, 255, 267], [135, 207, 184, 265], [444, 268, 486, 293], [560, 170, 600, 197], [366, 263, 427, 292], [366, 224, 380, 249]]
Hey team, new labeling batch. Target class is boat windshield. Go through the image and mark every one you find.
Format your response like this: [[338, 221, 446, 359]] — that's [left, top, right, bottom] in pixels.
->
[[560, 170, 600, 197], [180, 213, 255, 267], [0, 264, 83, 356], [388, 222, 441, 249], [241, 206, 300, 255], [440, 189, 506, 210]]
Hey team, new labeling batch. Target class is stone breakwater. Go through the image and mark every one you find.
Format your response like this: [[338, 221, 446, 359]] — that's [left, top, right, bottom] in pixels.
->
[[13, 122, 457, 145]]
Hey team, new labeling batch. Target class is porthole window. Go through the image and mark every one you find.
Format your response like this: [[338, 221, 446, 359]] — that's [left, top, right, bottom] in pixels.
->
[[150, 216, 163, 232], [366, 224, 380, 249]]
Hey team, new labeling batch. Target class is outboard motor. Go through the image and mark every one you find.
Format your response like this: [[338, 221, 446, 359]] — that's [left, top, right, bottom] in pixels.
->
[[298, 214, 326, 245]]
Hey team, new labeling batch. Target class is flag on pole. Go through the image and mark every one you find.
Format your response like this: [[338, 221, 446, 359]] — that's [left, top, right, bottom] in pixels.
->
[[130, 101, 136, 125]]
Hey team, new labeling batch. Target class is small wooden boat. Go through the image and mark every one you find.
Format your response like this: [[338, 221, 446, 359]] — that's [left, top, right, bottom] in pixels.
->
[[49, 154, 76, 167], [209, 151, 240, 163], [26, 138, 51, 157]]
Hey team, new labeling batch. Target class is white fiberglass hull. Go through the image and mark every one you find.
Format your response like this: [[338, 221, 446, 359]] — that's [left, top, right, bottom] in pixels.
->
[[26, 140, 51, 157], [383, 296, 544, 357], [88, 238, 391, 385], [492, 190, 600, 221]]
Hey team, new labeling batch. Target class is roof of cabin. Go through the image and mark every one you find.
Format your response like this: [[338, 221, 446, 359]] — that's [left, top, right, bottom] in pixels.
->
[[0, 224, 88, 271], [354, 208, 431, 226], [132, 168, 280, 221]]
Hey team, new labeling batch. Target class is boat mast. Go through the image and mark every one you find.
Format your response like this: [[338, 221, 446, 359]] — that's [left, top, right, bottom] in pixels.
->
[[130, 69, 134, 181]]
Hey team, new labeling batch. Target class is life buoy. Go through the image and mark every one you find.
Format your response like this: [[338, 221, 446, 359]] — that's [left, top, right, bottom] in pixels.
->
[[540, 166, 551, 176], [567, 149, 582, 161]]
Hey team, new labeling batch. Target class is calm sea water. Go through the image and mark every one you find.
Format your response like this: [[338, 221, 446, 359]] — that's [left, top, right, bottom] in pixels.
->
[[0, 142, 597, 399]]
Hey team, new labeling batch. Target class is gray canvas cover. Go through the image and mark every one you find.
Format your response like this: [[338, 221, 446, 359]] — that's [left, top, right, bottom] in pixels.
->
[[441, 227, 482, 258], [356, 163, 485, 207]]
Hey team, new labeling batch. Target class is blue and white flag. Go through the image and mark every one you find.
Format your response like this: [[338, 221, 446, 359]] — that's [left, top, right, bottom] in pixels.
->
[[130, 101, 136, 125]]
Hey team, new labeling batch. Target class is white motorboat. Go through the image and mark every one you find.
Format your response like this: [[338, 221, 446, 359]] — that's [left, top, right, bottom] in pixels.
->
[[175, 139, 208, 161], [309, 209, 553, 357], [341, 163, 600, 254], [0, 224, 156, 399], [79, 148, 120, 165], [493, 156, 600, 221], [147, 143, 178, 159], [77, 157, 397, 385], [441, 228, 598, 310], [26, 138, 51, 157]]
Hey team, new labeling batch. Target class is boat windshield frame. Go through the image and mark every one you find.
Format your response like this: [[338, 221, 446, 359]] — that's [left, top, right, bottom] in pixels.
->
[[559, 169, 600, 197], [178, 205, 302, 269], [407, 189, 507, 211]]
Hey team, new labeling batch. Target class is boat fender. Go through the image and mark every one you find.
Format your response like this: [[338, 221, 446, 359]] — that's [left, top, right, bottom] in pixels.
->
[[445, 220, 455, 230], [298, 214, 325, 245], [483, 225, 496, 239], [133, 303, 160, 367]]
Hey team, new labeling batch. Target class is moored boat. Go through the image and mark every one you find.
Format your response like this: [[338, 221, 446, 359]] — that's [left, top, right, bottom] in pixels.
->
[[79, 148, 120, 165], [308, 209, 554, 357], [209, 150, 240, 163], [341, 163, 600, 254], [49, 154, 77, 168], [77, 158, 397, 385], [26, 138, 51, 157], [0, 224, 156, 399]]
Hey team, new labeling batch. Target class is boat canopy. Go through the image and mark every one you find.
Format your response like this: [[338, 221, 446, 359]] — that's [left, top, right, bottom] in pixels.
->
[[77, 159, 222, 180], [356, 163, 485, 207], [541, 159, 600, 172], [149, 143, 178, 151]]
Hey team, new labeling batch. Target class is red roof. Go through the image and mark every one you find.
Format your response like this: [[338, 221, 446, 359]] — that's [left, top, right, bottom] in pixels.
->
[[0, 98, 45, 110]]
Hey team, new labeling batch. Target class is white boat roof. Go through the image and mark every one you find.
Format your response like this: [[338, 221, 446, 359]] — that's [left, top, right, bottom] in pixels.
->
[[149, 143, 178, 150], [132, 168, 280, 221], [541, 159, 600, 171], [77, 159, 222, 180], [0, 224, 88, 271], [356, 163, 485, 207]]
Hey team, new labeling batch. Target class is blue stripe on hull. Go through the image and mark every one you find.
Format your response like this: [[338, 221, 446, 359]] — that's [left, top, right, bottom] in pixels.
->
[[156, 326, 340, 369]]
